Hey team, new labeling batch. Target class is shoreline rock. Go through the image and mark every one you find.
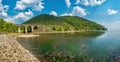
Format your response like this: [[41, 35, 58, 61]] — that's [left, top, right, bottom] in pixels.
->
[[17, 34, 39, 38], [0, 34, 40, 62]]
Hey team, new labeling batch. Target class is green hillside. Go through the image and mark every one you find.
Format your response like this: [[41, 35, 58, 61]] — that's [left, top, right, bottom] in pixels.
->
[[23, 14, 74, 31], [61, 16, 106, 30], [24, 14, 70, 26], [23, 14, 106, 32]]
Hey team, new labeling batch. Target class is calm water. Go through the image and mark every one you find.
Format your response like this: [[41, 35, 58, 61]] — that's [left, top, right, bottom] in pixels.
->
[[17, 30, 120, 62]]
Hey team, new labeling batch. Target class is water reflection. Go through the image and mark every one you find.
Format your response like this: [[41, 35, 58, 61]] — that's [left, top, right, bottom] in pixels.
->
[[17, 31, 120, 62]]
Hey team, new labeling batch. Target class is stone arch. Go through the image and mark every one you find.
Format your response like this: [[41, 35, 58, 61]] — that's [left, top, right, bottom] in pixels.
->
[[20, 26, 25, 33], [34, 26, 38, 30], [17, 24, 40, 34], [27, 26, 32, 33]]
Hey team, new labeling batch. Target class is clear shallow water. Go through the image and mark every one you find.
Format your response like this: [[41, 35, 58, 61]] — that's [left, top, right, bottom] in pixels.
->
[[17, 30, 120, 62]]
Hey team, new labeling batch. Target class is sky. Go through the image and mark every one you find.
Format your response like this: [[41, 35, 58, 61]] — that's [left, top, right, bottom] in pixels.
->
[[0, 0, 120, 29]]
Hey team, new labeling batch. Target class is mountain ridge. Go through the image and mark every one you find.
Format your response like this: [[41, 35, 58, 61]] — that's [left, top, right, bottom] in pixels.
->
[[23, 14, 106, 32]]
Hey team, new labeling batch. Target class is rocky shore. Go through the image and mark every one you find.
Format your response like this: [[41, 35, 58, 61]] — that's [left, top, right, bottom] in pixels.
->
[[0, 34, 40, 62]]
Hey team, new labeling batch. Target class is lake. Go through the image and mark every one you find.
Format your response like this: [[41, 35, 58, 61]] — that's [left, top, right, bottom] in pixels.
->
[[17, 30, 120, 62]]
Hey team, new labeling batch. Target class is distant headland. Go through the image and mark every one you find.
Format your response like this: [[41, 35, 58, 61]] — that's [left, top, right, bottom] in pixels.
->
[[0, 14, 107, 34]]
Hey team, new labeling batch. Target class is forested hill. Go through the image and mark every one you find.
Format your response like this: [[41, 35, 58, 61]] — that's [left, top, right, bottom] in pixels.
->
[[23, 14, 106, 31]]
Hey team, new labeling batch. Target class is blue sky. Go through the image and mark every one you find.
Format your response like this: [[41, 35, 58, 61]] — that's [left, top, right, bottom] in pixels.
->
[[0, 0, 120, 29]]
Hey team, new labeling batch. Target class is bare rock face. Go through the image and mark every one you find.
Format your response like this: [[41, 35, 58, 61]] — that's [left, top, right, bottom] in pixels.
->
[[0, 35, 40, 62]]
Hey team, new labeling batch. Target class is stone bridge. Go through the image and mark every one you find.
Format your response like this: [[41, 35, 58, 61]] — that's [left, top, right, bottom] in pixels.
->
[[17, 24, 40, 33]]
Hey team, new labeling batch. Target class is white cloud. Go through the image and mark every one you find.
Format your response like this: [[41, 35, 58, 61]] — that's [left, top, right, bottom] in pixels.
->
[[0, 11, 8, 17], [14, 10, 33, 21], [61, 13, 72, 16], [4, 10, 33, 23], [75, 0, 80, 4], [65, 0, 71, 8], [15, 0, 44, 11], [0, 0, 33, 23], [0, 0, 9, 18], [50, 11, 57, 16], [4, 17, 14, 22], [81, 0, 89, 6], [75, 0, 106, 6], [33, 2, 44, 11], [107, 9, 118, 15], [0, 0, 11, 22], [72, 6, 87, 17], [61, 6, 87, 17]]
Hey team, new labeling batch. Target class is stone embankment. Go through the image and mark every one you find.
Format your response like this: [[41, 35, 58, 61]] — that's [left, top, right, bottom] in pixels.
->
[[0, 34, 40, 62]]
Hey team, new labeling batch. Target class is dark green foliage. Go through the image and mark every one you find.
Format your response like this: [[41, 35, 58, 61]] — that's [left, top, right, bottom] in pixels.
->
[[52, 26, 62, 31], [24, 14, 68, 25], [0, 19, 6, 30], [23, 14, 107, 31], [61, 16, 106, 30], [0, 19, 18, 33], [20, 26, 25, 33]]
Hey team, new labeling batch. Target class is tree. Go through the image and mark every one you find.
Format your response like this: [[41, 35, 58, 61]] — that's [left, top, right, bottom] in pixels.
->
[[0, 18, 18, 33]]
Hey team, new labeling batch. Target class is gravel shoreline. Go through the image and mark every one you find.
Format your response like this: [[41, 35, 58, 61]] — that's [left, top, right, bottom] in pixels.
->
[[0, 34, 40, 62]]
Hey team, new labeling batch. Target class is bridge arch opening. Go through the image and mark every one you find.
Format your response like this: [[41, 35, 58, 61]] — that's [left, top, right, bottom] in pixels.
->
[[17, 24, 40, 34], [27, 26, 32, 33], [34, 26, 38, 30], [20, 26, 25, 33]]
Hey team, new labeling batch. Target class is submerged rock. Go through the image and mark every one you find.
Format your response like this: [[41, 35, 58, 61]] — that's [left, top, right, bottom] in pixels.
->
[[0, 35, 40, 62]]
